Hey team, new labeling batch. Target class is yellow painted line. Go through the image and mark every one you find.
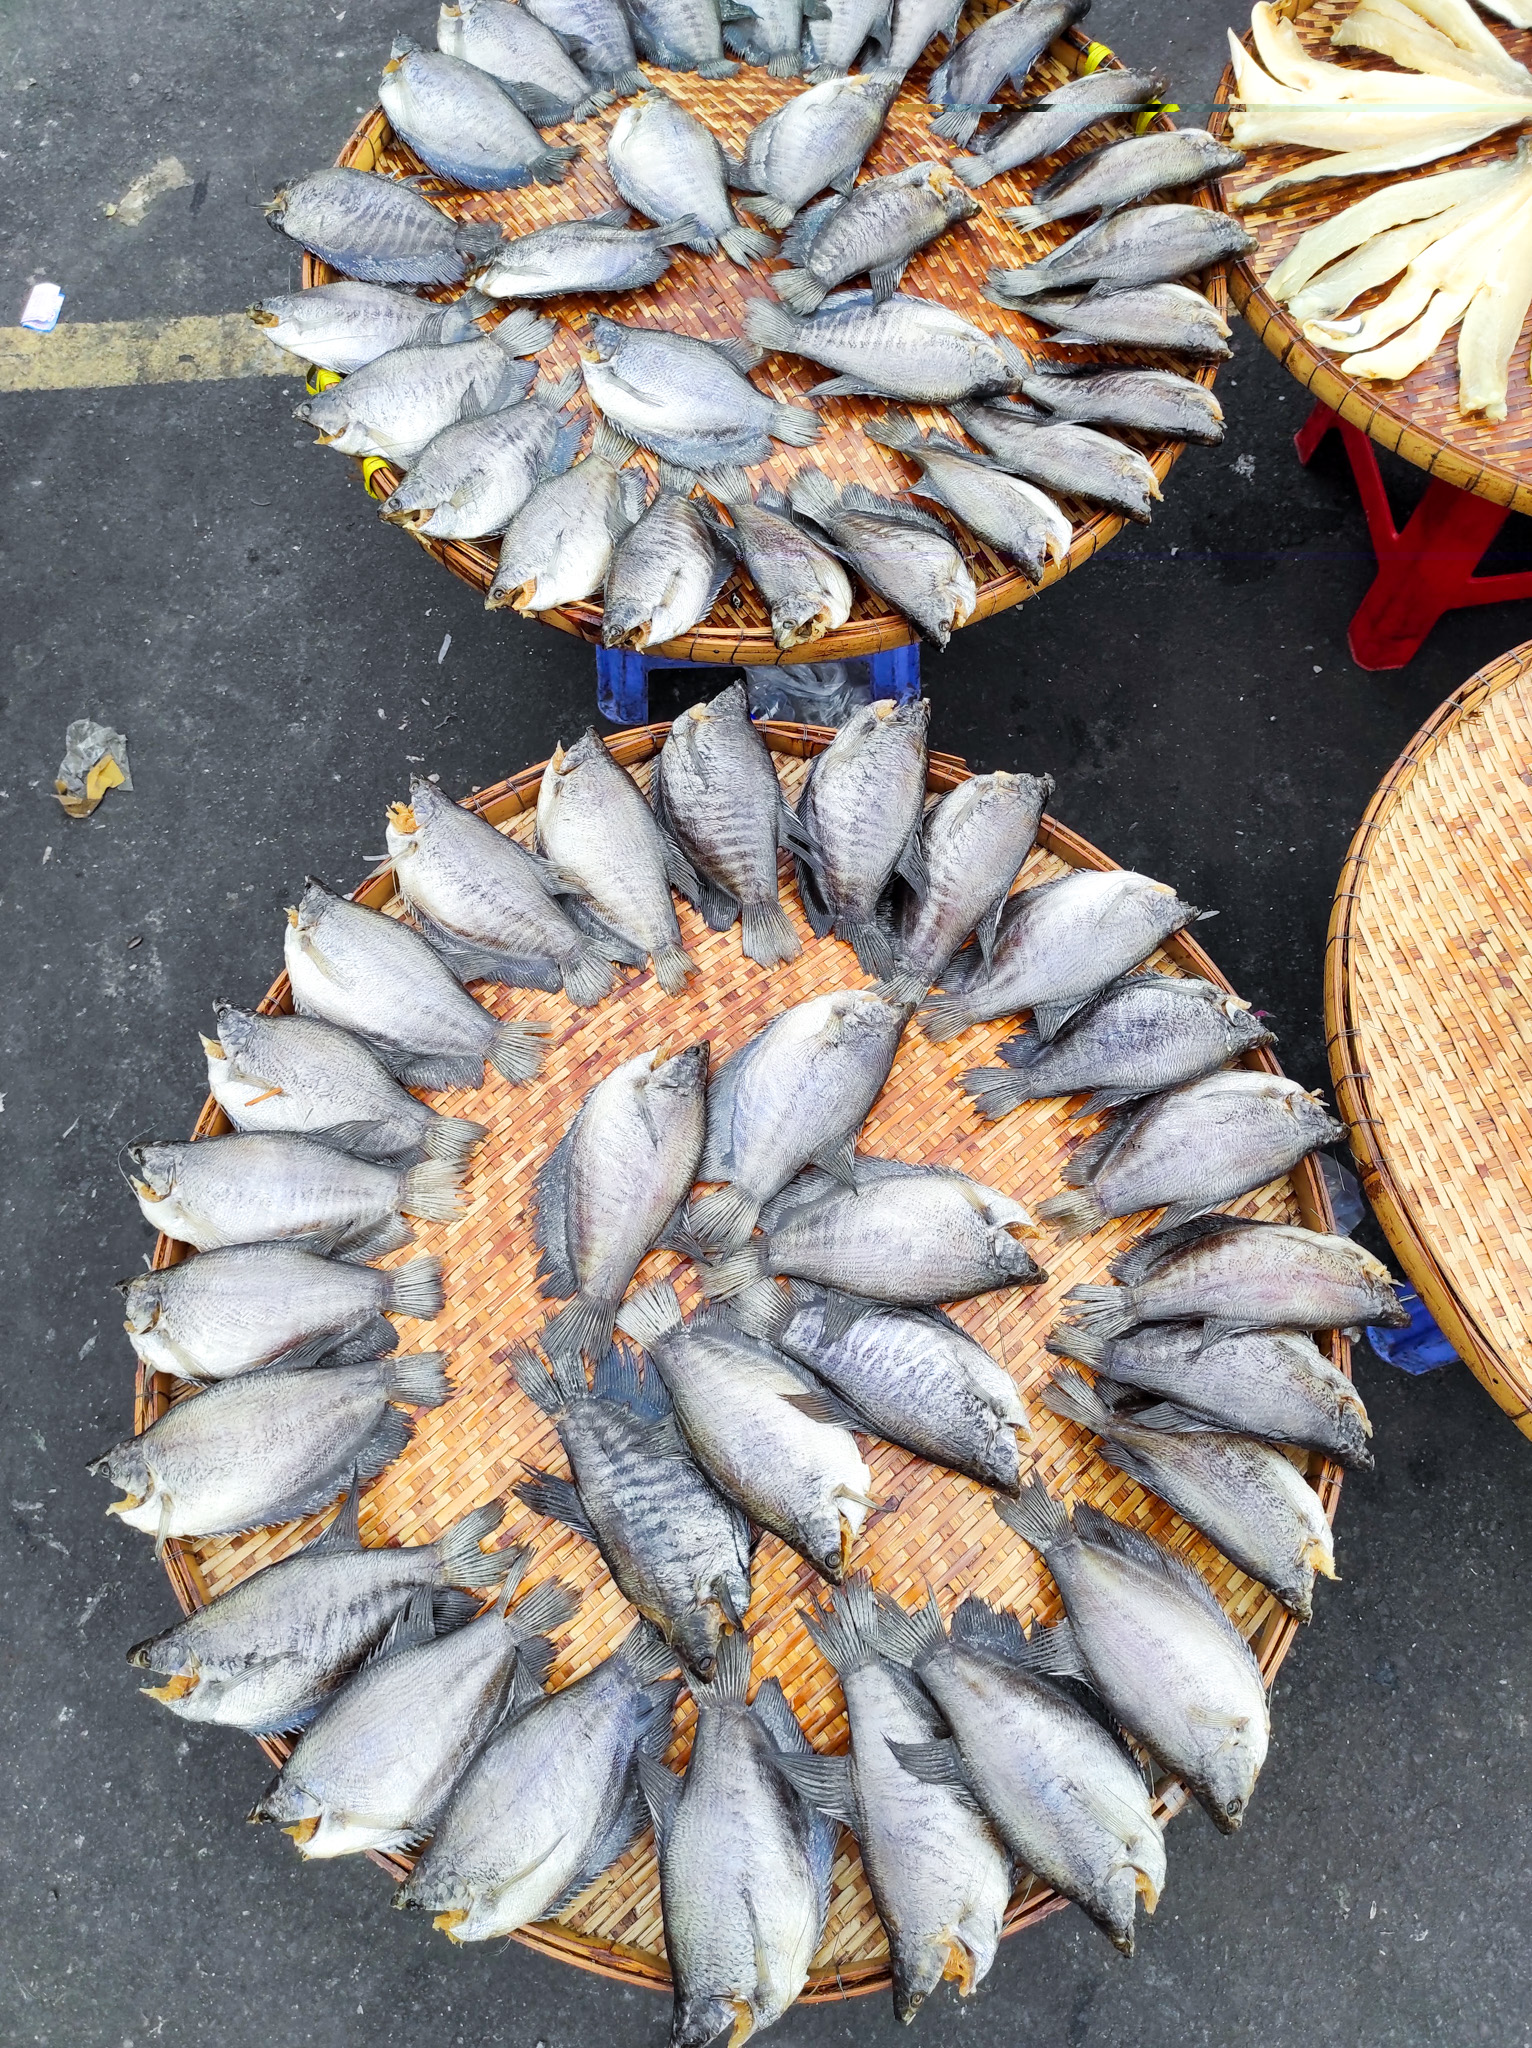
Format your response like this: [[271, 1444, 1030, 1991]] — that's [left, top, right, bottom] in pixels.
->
[[0, 313, 294, 394]]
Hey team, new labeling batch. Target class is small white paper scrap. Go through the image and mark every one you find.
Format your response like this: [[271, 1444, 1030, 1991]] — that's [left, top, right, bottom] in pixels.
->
[[20, 283, 65, 333]]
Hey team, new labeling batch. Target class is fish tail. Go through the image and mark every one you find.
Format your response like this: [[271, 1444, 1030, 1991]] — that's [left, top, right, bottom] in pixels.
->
[[570, 86, 615, 119], [613, 1618, 682, 1686], [510, 1339, 584, 1413], [741, 192, 796, 230], [1037, 1190, 1106, 1240], [687, 1183, 762, 1253], [422, 1114, 488, 1168], [589, 417, 638, 467], [773, 267, 827, 316], [689, 1623, 752, 1704], [504, 1574, 580, 1640], [799, 1569, 881, 1674], [611, 65, 648, 95], [996, 1027, 1043, 1068], [531, 143, 582, 183], [1044, 1321, 1106, 1368], [1001, 202, 1048, 229], [720, 222, 777, 264], [767, 47, 803, 75], [951, 152, 989, 188], [917, 994, 975, 1042], [1058, 1284, 1136, 1340], [541, 1291, 617, 1365], [842, 918, 895, 981], [879, 968, 932, 1007], [560, 944, 618, 1009], [929, 104, 983, 144], [434, 1499, 509, 1589], [697, 1246, 766, 1300], [958, 1068, 1034, 1120], [385, 1252, 446, 1320], [873, 1585, 946, 1665], [862, 408, 921, 453], [382, 1351, 452, 1408], [654, 213, 700, 247], [723, 1276, 795, 1344], [700, 464, 751, 508], [697, 55, 739, 76], [613, 1277, 685, 1351], [739, 897, 801, 966], [1040, 1365, 1114, 1434], [768, 400, 821, 448], [652, 943, 698, 997], [401, 1159, 467, 1223], [489, 305, 558, 357], [993, 1481, 1070, 1553], [488, 1016, 554, 1085], [745, 296, 800, 354]]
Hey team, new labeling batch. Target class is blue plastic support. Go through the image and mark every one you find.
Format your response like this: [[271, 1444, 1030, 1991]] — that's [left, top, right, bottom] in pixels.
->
[[1366, 1287, 1459, 1374], [594, 641, 921, 725]]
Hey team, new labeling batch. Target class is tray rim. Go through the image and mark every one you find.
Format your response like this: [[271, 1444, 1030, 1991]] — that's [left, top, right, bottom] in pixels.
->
[[1325, 643, 1532, 1439], [300, 25, 1229, 664], [1208, 0, 1532, 517], [135, 720, 1343, 1994]]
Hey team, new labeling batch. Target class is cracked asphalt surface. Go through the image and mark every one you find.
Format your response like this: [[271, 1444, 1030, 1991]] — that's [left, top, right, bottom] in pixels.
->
[[4, 1, 1531, 2042]]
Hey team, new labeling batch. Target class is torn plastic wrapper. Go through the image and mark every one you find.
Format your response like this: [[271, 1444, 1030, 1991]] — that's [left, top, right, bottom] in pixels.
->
[[55, 719, 133, 819]]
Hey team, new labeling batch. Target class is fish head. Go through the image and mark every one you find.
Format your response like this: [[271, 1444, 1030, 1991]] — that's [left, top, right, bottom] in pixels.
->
[[246, 300, 282, 333], [674, 1604, 724, 1680], [1285, 1086, 1344, 1146], [247, 1775, 319, 1832], [125, 1142, 181, 1204], [385, 34, 422, 72], [385, 796, 422, 861], [673, 1995, 750, 2048], [209, 1001, 263, 1070], [288, 875, 340, 943], [893, 1930, 980, 2023], [1223, 995, 1277, 1056], [262, 186, 290, 230], [1366, 1281, 1412, 1330], [578, 314, 627, 367], [117, 1269, 163, 1334], [990, 1224, 1047, 1285], [88, 1435, 150, 1509], [292, 385, 351, 435], [647, 1040, 711, 1100]]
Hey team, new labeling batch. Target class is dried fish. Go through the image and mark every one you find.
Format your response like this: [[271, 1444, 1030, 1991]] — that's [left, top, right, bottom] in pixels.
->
[[748, 288, 1027, 403], [733, 74, 900, 231], [1001, 365, 1226, 445], [264, 168, 502, 286], [521, 0, 646, 94], [789, 467, 976, 648], [952, 69, 1166, 186], [1011, 283, 1233, 356], [473, 206, 698, 298], [607, 90, 778, 263], [700, 468, 853, 649], [775, 165, 980, 314], [378, 38, 580, 190], [488, 420, 646, 617], [602, 466, 737, 650], [949, 400, 1163, 523], [1001, 128, 1244, 230], [380, 370, 584, 539], [437, 0, 613, 124], [988, 203, 1257, 300], [928, 0, 1093, 146], [865, 410, 1073, 578], [580, 314, 819, 469], [249, 281, 490, 375]]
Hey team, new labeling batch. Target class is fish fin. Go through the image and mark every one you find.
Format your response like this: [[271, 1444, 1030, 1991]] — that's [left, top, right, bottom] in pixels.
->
[[351, 1407, 414, 1490], [958, 1067, 1034, 1120], [696, 55, 739, 76], [383, 1351, 452, 1407], [1040, 1365, 1115, 1437], [819, 1288, 876, 1341], [529, 143, 582, 184], [533, 1116, 582, 1300], [691, 1623, 753, 1705], [488, 1016, 554, 1086], [397, 1158, 465, 1227], [1076, 1085, 1151, 1117], [917, 995, 975, 1041], [771, 268, 827, 318], [808, 1127, 859, 1187], [592, 1335, 674, 1420], [1157, 1197, 1216, 1232], [720, 222, 777, 264], [767, 46, 805, 73], [1055, 1285, 1135, 1341], [868, 259, 907, 304], [739, 193, 796, 232], [995, 1027, 1041, 1067], [793, 859, 836, 941], [1196, 1316, 1257, 1349], [1108, 1212, 1253, 1285], [307, 1474, 363, 1553], [1013, 1616, 1089, 1682], [1071, 1505, 1234, 1627], [772, 1747, 857, 1827], [559, 944, 618, 1009], [613, 1277, 685, 1353], [509, 1339, 588, 1415], [843, 917, 897, 981], [392, 1051, 485, 1089], [992, 1480, 1070, 1553], [708, 333, 765, 373], [283, 1118, 412, 1162], [559, 891, 649, 967], [1114, 1397, 1219, 1436], [506, 1637, 555, 1716], [637, 1753, 682, 1850], [615, 1618, 684, 1688], [513, 1467, 597, 1543], [366, 1586, 436, 1665], [782, 1386, 862, 1428], [588, 204, 633, 227], [686, 1184, 763, 1253], [1028, 996, 1089, 1043], [780, 194, 843, 262], [651, 944, 699, 998], [1060, 1115, 1128, 1189], [1043, 1320, 1107, 1369], [872, 1586, 946, 1665], [808, 374, 889, 400], [799, 1571, 881, 1674], [886, 1735, 969, 1788], [434, 1499, 510, 1589], [894, 813, 929, 898], [929, 104, 989, 145], [838, 481, 950, 534]]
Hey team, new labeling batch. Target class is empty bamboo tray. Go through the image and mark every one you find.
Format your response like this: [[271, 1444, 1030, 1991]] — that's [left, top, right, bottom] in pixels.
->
[[300, 14, 1229, 663], [138, 724, 1343, 1995], [1327, 642, 1532, 1438], [1211, 0, 1532, 513]]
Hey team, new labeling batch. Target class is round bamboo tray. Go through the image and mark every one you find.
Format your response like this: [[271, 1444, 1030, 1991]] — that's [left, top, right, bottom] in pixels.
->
[[1327, 642, 1532, 1438], [300, 15, 1230, 663], [1211, 0, 1532, 514], [138, 724, 1344, 1995]]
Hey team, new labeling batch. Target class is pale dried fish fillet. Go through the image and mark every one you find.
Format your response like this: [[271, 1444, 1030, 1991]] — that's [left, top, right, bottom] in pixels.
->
[[1287, 207, 1482, 324], [1331, 0, 1532, 94], [1267, 157, 1517, 298], [1457, 221, 1532, 416]]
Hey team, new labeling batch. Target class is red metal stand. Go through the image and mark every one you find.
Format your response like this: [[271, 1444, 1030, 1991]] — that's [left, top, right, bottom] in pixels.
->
[[1296, 402, 1532, 670]]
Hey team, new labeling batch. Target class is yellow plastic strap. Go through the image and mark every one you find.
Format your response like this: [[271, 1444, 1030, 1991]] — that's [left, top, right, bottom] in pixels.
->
[[1135, 100, 1179, 133], [1080, 40, 1112, 73], [360, 456, 393, 500], [305, 364, 343, 394]]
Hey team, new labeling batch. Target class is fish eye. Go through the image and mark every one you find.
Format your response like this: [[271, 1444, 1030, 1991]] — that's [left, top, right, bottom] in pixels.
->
[[1225, 1797, 1243, 1816]]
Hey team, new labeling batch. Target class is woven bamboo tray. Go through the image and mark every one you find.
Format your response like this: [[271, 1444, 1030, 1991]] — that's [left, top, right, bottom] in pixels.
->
[[299, 14, 1230, 663], [137, 724, 1344, 1994], [1327, 642, 1532, 1438], [1211, 0, 1532, 513]]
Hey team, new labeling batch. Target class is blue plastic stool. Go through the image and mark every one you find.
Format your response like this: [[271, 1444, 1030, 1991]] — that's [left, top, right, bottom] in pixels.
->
[[1367, 1287, 1459, 1374], [595, 642, 922, 724]]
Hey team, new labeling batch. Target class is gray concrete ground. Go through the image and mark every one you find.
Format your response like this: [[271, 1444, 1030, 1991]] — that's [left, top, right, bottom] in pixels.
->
[[4, 2, 1532, 2043]]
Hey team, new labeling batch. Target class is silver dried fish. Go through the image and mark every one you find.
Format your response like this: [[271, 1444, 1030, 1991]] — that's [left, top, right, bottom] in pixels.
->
[[602, 465, 736, 650], [949, 399, 1162, 524], [521, 0, 646, 94], [249, 281, 490, 375], [988, 203, 1257, 298], [264, 168, 502, 286], [489, 419, 646, 614], [1011, 363, 1226, 443], [1010, 283, 1233, 356], [607, 90, 777, 264], [474, 206, 697, 298], [437, 0, 613, 124], [928, 0, 1092, 145], [1001, 128, 1245, 230], [774, 164, 979, 314], [580, 314, 819, 468], [733, 74, 900, 231], [952, 69, 1166, 186], [867, 410, 1073, 579], [700, 469, 853, 649], [789, 467, 976, 648], [378, 38, 580, 190], [748, 288, 1026, 403], [379, 370, 584, 540]]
